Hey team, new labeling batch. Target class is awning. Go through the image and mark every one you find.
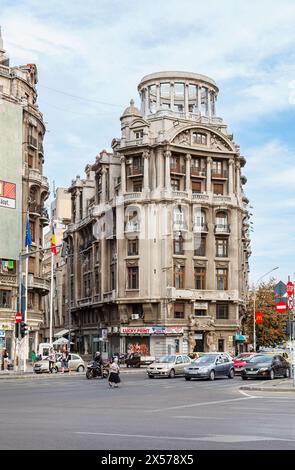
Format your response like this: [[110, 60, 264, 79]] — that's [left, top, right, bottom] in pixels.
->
[[235, 334, 246, 342], [54, 329, 69, 338]]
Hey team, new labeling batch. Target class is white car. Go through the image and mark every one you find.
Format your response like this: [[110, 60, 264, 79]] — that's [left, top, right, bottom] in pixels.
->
[[34, 353, 85, 374]]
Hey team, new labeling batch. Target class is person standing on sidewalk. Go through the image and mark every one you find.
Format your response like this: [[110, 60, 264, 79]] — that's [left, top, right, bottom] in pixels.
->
[[61, 346, 70, 374], [31, 350, 37, 367], [48, 348, 56, 373], [2, 349, 9, 371], [108, 357, 120, 388]]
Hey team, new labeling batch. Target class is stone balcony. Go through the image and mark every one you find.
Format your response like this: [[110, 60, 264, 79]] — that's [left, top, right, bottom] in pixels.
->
[[23, 167, 49, 191], [28, 274, 50, 294], [0, 273, 17, 287], [167, 287, 239, 302]]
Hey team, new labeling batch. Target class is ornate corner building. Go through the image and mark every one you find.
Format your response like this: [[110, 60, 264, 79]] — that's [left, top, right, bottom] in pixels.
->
[[0, 30, 49, 357], [64, 71, 251, 357]]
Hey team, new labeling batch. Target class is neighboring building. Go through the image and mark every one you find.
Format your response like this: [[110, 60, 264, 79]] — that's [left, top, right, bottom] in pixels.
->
[[41, 187, 72, 343], [64, 71, 251, 358], [0, 29, 49, 358]]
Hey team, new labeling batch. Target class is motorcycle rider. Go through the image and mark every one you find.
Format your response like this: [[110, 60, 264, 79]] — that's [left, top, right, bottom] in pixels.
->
[[94, 351, 103, 369]]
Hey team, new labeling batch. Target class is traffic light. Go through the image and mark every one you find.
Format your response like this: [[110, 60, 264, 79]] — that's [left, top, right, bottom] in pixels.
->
[[20, 322, 28, 338]]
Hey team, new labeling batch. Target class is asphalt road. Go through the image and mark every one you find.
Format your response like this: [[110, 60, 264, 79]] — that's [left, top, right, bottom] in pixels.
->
[[0, 372, 295, 450]]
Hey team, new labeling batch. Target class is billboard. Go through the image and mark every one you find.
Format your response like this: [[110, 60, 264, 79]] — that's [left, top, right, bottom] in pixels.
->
[[0, 100, 22, 260]]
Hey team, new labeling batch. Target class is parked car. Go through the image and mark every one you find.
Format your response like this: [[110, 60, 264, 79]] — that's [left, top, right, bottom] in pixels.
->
[[241, 354, 290, 380], [34, 353, 85, 374], [184, 353, 235, 381], [233, 353, 256, 374], [125, 353, 155, 368], [147, 354, 191, 378]]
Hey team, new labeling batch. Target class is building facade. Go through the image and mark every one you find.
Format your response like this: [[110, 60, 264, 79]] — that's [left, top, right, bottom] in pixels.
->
[[64, 71, 251, 358], [0, 30, 49, 358], [41, 187, 71, 343]]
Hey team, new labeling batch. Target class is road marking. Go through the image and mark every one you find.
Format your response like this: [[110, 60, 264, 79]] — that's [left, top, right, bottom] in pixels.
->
[[75, 431, 295, 444], [149, 396, 255, 413]]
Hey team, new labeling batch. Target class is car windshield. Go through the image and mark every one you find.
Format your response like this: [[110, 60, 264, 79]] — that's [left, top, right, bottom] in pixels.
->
[[194, 355, 217, 365], [248, 355, 273, 364], [235, 354, 252, 361], [157, 355, 176, 363]]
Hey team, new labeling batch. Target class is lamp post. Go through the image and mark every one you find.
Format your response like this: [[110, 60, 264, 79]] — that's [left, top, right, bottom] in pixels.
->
[[253, 266, 279, 352]]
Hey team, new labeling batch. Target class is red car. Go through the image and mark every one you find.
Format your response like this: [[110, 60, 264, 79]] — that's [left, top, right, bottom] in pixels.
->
[[234, 353, 256, 374]]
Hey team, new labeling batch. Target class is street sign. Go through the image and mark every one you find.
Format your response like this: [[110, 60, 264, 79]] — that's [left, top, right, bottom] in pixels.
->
[[15, 313, 22, 323], [288, 297, 294, 311], [274, 281, 286, 296], [256, 312, 263, 323], [287, 281, 294, 297], [276, 301, 288, 313]]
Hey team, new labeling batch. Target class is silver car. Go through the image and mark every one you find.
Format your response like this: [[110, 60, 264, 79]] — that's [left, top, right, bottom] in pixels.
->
[[147, 354, 191, 378], [184, 353, 235, 381]]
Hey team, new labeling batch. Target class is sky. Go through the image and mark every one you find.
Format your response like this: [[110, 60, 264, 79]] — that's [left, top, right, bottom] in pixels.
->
[[1, 0, 295, 285]]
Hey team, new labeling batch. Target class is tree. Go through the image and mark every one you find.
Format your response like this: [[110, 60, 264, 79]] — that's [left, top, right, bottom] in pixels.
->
[[244, 279, 288, 349]]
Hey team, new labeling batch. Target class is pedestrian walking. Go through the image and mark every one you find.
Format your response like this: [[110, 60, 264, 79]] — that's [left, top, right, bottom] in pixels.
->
[[31, 350, 36, 367], [108, 356, 120, 388], [48, 348, 56, 373], [61, 346, 70, 374], [2, 349, 9, 371]]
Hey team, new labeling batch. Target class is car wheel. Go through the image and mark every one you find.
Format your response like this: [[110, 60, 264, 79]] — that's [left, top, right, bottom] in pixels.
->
[[77, 365, 84, 372], [169, 369, 175, 379], [242, 376, 248, 380], [228, 368, 235, 379], [269, 369, 275, 380], [185, 376, 191, 381], [148, 374, 154, 379], [209, 370, 215, 381], [51, 367, 58, 374], [285, 368, 290, 378]]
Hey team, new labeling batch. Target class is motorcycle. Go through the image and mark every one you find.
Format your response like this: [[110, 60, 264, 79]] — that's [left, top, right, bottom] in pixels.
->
[[86, 360, 109, 379]]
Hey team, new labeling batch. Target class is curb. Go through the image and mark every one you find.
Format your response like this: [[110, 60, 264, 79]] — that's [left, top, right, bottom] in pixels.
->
[[240, 386, 295, 393], [0, 368, 147, 380]]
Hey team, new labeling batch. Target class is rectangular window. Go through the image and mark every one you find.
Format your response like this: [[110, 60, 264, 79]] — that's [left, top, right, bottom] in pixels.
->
[[171, 179, 180, 191], [218, 339, 225, 351], [213, 183, 224, 195], [127, 266, 139, 290], [194, 236, 206, 256], [28, 257, 35, 274], [192, 132, 207, 145], [216, 268, 228, 290], [29, 221, 35, 242], [192, 181, 202, 193], [174, 265, 184, 289], [194, 309, 207, 316], [216, 238, 228, 257], [216, 303, 229, 320], [133, 181, 142, 192], [127, 238, 138, 256], [174, 303, 185, 319], [174, 235, 184, 255], [194, 267, 206, 289], [0, 290, 11, 308], [110, 265, 116, 290]]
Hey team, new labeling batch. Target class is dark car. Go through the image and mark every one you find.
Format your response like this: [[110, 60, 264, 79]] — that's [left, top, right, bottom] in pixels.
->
[[241, 354, 290, 380], [184, 353, 235, 381]]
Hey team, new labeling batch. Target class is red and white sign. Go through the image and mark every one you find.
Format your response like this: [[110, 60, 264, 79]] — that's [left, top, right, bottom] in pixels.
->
[[255, 312, 263, 324], [0, 180, 16, 209], [288, 297, 294, 311], [15, 313, 22, 323], [276, 301, 287, 314], [287, 281, 294, 297], [120, 326, 184, 335]]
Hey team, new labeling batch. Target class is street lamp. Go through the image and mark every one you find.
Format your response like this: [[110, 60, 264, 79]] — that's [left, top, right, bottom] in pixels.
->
[[253, 266, 279, 352]]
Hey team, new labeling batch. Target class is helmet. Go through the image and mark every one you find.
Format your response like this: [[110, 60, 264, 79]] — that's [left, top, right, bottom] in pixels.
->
[[95, 351, 100, 356]]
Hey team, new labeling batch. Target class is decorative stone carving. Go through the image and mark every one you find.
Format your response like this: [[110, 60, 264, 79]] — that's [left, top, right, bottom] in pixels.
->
[[188, 331, 196, 353], [210, 133, 232, 151], [173, 130, 190, 146], [206, 331, 217, 352]]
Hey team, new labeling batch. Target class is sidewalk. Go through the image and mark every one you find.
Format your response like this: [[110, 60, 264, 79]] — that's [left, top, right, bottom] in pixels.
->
[[0, 365, 147, 380], [240, 378, 295, 393]]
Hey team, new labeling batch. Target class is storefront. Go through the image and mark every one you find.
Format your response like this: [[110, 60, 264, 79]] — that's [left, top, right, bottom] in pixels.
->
[[120, 326, 184, 357]]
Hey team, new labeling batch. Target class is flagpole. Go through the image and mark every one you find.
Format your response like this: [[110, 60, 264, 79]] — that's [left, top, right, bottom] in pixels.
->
[[49, 249, 54, 345]]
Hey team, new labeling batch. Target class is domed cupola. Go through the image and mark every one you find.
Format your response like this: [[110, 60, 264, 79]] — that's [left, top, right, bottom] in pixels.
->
[[120, 99, 142, 121]]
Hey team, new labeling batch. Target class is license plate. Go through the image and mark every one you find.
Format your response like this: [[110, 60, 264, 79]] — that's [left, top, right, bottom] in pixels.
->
[[247, 371, 257, 374]]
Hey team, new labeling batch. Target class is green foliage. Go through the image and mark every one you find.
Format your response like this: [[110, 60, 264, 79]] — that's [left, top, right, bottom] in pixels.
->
[[244, 278, 288, 348]]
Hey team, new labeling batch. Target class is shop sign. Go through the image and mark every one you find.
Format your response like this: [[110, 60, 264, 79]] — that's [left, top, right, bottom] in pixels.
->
[[0, 180, 16, 209], [194, 302, 208, 310], [120, 326, 183, 335], [101, 329, 108, 340]]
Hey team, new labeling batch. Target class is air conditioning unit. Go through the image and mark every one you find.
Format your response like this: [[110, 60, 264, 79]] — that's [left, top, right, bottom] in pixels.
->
[[107, 326, 112, 333], [113, 327, 118, 333], [131, 314, 139, 320], [126, 159, 132, 165]]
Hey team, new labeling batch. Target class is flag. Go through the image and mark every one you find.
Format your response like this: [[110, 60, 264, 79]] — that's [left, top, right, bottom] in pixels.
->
[[51, 225, 57, 255], [25, 215, 32, 248]]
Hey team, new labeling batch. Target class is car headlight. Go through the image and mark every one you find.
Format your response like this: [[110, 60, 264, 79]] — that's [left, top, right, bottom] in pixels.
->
[[198, 367, 209, 372], [259, 367, 269, 372]]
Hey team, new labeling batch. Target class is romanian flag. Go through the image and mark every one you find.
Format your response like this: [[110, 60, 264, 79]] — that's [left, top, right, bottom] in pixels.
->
[[51, 225, 57, 255]]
